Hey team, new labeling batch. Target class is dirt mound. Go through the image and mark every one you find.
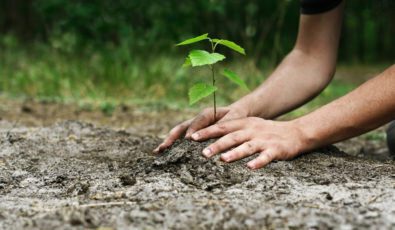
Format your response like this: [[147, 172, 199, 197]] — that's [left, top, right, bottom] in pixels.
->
[[153, 139, 250, 190]]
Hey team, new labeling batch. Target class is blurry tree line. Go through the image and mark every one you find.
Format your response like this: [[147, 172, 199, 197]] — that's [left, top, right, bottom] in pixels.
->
[[0, 0, 394, 64]]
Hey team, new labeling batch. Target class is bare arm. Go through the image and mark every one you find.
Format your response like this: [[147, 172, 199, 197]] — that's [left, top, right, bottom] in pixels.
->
[[232, 2, 344, 118], [296, 65, 395, 150], [190, 64, 395, 169]]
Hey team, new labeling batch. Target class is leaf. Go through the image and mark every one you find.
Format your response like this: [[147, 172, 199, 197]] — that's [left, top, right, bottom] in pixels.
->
[[182, 57, 191, 68], [212, 39, 246, 55], [222, 69, 249, 91], [176, 33, 209, 46], [188, 50, 225, 67], [188, 83, 217, 105]]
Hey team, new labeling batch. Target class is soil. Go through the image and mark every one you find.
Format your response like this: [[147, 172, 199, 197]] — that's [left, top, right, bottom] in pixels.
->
[[0, 99, 394, 229]]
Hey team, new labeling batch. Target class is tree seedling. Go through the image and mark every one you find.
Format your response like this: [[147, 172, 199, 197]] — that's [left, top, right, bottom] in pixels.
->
[[176, 33, 249, 120]]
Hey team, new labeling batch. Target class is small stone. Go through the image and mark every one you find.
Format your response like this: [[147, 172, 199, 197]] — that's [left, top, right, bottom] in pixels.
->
[[119, 174, 136, 186], [365, 211, 379, 219]]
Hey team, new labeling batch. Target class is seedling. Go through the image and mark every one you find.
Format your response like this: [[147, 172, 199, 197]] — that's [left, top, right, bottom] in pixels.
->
[[176, 33, 249, 120]]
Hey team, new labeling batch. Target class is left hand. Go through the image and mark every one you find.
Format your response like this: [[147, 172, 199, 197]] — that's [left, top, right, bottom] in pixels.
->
[[190, 117, 309, 169]]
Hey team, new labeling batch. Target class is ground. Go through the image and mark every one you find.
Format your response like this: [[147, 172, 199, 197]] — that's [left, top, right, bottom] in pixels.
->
[[0, 100, 394, 229]]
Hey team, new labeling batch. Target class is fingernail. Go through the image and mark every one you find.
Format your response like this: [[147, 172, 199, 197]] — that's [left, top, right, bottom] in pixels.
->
[[202, 148, 212, 157], [185, 132, 190, 139], [153, 147, 159, 153], [247, 161, 255, 169], [221, 154, 230, 162], [191, 133, 200, 140]]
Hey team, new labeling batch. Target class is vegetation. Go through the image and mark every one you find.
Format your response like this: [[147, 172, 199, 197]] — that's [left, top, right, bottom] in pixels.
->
[[0, 0, 393, 114], [176, 33, 248, 118]]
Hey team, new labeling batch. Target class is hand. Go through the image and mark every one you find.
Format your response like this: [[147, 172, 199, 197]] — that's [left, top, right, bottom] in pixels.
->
[[153, 105, 248, 153], [190, 117, 309, 169]]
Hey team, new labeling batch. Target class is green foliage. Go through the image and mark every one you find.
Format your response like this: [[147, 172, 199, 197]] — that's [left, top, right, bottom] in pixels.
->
[[212, 39, 246, 55], [0, 1, 393, 63], [0, 0, 391, 114], [0, 37, 363, 115], [188, 50, 225, 67], [222, 69, 249, 91], [176, 33, 248, 110], [188, 83, 217, 105], [176, 34, 209, 46]]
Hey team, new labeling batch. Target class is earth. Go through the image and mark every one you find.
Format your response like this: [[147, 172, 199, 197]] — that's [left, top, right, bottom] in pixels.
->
[[0, 99, 394, 229]]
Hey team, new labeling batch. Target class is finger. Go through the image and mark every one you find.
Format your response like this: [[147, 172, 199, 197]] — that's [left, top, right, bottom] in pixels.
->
[[185, 108, 229, 138], [153, 119, 192, 153], [247, 149, 277, 169], [191, 119, 246, 141], [202, 131, 250, 158], [220, 141, 262, 162]]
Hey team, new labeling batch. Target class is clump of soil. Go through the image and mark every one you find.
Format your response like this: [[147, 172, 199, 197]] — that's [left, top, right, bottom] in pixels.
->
[[153, 139, 250, 190], [0, 120, 394, 229]]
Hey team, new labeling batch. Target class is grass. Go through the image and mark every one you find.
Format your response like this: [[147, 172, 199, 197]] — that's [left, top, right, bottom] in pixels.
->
[[0, 37, 380, 118]]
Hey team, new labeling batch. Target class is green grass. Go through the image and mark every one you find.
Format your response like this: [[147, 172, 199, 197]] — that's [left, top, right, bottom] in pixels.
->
[[0, 38, 361, 116]]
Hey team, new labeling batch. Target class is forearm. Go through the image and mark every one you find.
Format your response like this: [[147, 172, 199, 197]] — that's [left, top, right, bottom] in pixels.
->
[[230, 3, 343, 119], [231, 48, 335, 118], [296, 65, 395, 150]]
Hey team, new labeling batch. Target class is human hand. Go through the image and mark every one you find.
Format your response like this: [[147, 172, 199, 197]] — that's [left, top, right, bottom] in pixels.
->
[[190, 117, 309, 169], [153, 105, 248, 153]]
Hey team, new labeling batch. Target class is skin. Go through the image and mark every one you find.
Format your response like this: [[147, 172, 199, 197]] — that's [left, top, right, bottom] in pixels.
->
[[154, 2, 395, 169]]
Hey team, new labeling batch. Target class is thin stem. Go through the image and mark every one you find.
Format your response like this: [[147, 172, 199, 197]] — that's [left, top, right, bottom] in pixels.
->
[[209, 38, 215, 51], [209, 39, 217, 121], [213, 39, 221, 51], [211, 65, 216, 121]]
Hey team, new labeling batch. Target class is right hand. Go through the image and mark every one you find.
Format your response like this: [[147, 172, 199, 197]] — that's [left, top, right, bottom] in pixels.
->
[[153, 106, 248, 153]]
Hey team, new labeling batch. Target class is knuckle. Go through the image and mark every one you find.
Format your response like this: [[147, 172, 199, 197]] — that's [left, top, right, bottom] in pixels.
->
[[196, 113, 206, 122], [253, 139, 265, 151], [266, 151, 277, 161], [180, 121, 191, 129], [268, 142, 281, 151], [196, 111, 208, 121], [199, 113, 210, 121], [245, 142, 254, 151], [215, 123, 227, 131], [230, 133, 242, 143]]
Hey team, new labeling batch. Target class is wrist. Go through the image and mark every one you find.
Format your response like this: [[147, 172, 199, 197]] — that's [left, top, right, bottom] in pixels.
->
[[230, 93, 269, 118], [290, 117, 321, 152], [229, 96, 254, 117]]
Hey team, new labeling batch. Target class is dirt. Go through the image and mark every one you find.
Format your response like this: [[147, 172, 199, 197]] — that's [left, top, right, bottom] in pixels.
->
[[0, 98, 194, 136], [0, 99, 394, 229]]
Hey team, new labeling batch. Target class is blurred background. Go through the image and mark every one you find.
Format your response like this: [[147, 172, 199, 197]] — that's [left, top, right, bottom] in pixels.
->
[[0, 0, 394, 114]]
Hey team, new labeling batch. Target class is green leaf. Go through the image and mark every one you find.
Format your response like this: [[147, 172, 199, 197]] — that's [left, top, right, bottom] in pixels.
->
[[222, 69, 249, 91], [212, 39, 246, 55], [182, 57, 191, 68], [176, 33, 209, 46], [188, 50, 225, 67], [188, 83, 217, 105]]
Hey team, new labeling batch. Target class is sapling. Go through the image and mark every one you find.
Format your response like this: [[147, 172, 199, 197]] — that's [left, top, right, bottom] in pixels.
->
[[176, 33, 249, 120]]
